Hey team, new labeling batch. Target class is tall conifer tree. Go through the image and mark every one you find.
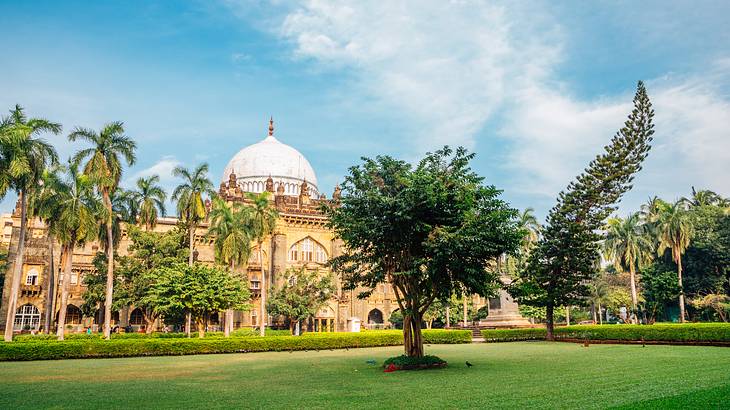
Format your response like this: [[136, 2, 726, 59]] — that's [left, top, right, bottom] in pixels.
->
[[509, 81, 654, 340]]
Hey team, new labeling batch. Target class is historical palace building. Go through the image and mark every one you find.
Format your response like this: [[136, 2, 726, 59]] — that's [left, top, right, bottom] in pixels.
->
[[0, 119, 528, 334]]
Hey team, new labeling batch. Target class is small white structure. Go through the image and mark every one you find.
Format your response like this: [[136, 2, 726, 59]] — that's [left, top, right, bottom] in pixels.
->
[[347, 317, 361, 332]]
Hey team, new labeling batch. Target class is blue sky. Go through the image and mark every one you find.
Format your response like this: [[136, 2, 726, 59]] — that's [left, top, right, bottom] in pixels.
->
[[1, 1, 729, 220]]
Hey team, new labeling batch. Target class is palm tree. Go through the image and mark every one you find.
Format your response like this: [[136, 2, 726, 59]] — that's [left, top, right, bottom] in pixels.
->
[[518, 207, 541, 247], [128, 175, 166, 230], [207, 197, 252, 336], [172, 163, 213, 336], [69, 122, 136, 339], [0, 105, 60, 342], [245, 192, 278, 336], [603, 213, 654, 324], [49, 162, 104, 340], [29, 166, 65, 334], [680, 187, 722, 208], [172, 164, 213, 265], [588, 274, 610, 324], [655, 201, 694, 323]]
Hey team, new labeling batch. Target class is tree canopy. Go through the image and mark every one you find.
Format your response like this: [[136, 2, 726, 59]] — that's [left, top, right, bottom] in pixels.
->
[[325, 146, 522, 357]]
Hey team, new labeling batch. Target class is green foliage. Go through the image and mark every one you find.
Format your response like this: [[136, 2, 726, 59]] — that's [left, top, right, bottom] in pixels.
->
[[641, 263, 681, 322], [383, 354, 446, 369], [127, 175, 167, 230], [482, 328, 547, 342], [325, 146, 522, 356], [207, 196, 253, 268], [510, 81, 654, 336], [482, 323, 730, 343], [267, 268, 335, 331], [143, 262, 251, 335], [0, 330, 470, 361]]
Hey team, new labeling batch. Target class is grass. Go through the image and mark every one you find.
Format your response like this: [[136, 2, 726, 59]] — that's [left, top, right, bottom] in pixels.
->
[[0, 342, 728, 409]]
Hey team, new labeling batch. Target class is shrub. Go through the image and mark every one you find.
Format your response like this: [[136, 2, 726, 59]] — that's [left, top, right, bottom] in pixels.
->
[[0, 330, 471, 361], [481, 328, 546, 342], [383, 354, 446, 370], [554, 323, 730, 342], [482, 323, 730, 343]]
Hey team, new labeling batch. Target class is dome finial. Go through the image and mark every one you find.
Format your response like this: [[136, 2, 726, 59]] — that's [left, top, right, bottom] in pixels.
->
[[268, 116, 274, 137]]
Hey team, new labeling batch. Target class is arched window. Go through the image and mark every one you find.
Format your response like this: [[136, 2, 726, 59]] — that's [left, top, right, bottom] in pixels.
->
[[14, 304, 40, 331], [367, 309, 384, 324], [25, 268, 39, 285], [315, 246, 327, 263], [129, 308, 144, 325], [288, 243, 298, 261], [302, 238, 314, 262], [289, 237, 328, 263], [65, 305, 82, 324]]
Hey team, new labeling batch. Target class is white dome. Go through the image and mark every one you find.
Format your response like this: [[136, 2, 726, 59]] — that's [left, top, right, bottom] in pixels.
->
[[222, 121, 319, 197]]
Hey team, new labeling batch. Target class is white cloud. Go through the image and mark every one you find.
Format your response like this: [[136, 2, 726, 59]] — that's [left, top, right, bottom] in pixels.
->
[[229, 1, 730, 214], [125, 155, 182, 191], [277, 0, 561, 149], [499, 67, 730, 211]]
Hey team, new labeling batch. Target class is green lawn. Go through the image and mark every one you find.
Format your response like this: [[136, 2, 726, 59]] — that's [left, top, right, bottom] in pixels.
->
[[1, 342, 729, 409]]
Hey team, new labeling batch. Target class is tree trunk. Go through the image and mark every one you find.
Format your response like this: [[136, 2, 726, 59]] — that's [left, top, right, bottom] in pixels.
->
[[403, 312, 424, 358], [629, 264, 638, 324], [462, 295, 468, 327], [289, 320, 296, 335], [677, 251, 686, 323], [188, 223, 195, 266], [185, 311, 191, 337], [259, 243, 266, 337], [565, 306, 570, 326], [224, 309, 233, 337], [56, 243, 74, 340], [196, 316, 205, 338], [545, 304, 555, 341], [43, 233, 56, 334], [445, 305, 450, 328], [4, 190, 28, 342], [144, 313, 156, 334], [592, 303, 597, 324], [598, 304, 603, 325], [102, 189, 114, 340]]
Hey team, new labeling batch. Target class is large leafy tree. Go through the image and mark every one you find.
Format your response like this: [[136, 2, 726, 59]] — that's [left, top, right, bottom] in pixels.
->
[[49, 162, 104, 339], [128, 175, 166, 230], [509, 81, 654, 340], [655, 200, 694, 322], [143, 263, 251, 338], [325, 146, 522, 357], [113, 226, 187, 333], [267, 268, 335, 334], [0, 105, 60, 342], [245, 192, 278, 337], [69, 122, 136, 339], [207, 197, 253, 336], [603, 213, 654, 323]]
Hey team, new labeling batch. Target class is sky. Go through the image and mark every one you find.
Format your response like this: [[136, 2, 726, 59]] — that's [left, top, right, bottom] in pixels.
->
[[1, 0, 729, 221]]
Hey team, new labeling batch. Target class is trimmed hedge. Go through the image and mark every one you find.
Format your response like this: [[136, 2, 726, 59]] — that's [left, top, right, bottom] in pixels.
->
[[13, 329, 292, 342], [482, 323, 730, 343], [1, 329, 471, 361], [482, 328, 546, 342]]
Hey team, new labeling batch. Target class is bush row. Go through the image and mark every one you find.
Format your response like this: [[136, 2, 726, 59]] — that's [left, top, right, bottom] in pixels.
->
[[13, 329, 291, 342], [481, 323, 730, 343], [1, 329, 471, 361]]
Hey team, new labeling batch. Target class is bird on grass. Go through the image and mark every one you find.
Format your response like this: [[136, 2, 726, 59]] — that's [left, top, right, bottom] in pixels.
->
[[465, 361, 473, 368], [366, 359, 377, 365]]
